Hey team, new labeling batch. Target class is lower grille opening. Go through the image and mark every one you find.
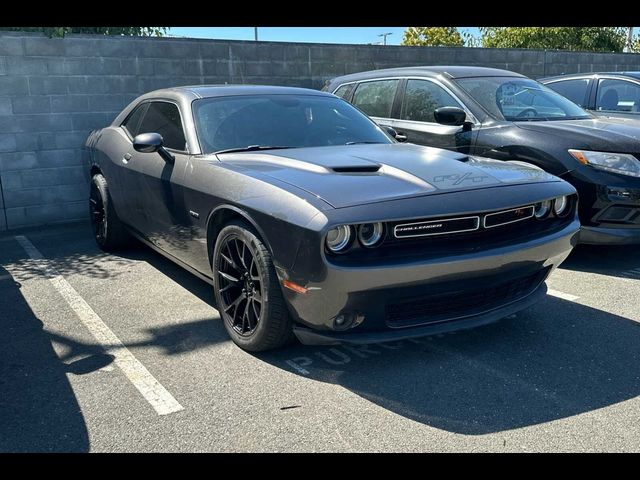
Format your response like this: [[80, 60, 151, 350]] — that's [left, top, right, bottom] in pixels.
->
[[385, 269, 548, 328], [597, 205, 640, 225]]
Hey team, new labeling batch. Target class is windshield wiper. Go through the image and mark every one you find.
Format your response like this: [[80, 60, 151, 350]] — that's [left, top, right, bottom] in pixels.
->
[[345, 141, 386, 145], [214, 145, 295, 154]]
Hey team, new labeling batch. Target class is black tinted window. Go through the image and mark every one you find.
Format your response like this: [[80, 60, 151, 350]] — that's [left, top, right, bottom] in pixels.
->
[[138, 102, 187, 151], [401, 79, 463, 122], [547, 79, 589, 107], [192, 94, 391, 154], [352, 80, 399, 118], [596, 79, 640, 113], [122, 103, 147, 137]]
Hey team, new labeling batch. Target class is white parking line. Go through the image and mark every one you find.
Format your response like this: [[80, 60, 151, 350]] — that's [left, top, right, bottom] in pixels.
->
[[14, 235, 184, 416], [547, 288, 580, 302]]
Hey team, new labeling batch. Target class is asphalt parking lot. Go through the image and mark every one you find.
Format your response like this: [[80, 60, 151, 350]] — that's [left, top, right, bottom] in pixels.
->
[[1, 221, 640, 452]]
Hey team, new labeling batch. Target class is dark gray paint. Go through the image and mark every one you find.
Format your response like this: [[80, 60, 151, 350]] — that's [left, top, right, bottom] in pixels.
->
[[87, 85, 579, 342]]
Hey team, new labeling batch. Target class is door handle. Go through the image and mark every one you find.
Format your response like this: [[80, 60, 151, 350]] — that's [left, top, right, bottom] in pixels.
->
[[122, 152, 132, 164], [395, 132, 408, 142]]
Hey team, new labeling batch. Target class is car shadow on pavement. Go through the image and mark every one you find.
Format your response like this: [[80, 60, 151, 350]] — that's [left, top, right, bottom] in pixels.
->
[[560, 244, 640, 279], [259, 295, 640, 435], [0, 266, 92, 452]]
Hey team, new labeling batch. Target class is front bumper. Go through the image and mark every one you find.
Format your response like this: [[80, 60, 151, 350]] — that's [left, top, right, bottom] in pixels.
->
[[293, 283, 547, 345], [562, 167, 640, 245], [579, 225, 640, 245], [282, 219, 579, 342]]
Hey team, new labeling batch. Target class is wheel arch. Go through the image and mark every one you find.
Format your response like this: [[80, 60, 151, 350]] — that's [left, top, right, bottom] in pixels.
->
[[479, 144, 572, 176], [206, 204, 274, 268], [90, 164, 102, 178]]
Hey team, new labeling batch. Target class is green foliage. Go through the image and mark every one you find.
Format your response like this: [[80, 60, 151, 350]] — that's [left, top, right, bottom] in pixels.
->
[[402, 27, 465, 47], [479, 27, 627, 52], [0, 27, 167, 37]]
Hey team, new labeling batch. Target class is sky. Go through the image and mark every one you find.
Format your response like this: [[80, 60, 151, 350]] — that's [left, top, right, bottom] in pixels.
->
[[168, 27, 482, 45]]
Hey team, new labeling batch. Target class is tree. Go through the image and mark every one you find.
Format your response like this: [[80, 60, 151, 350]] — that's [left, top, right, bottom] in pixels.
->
[[479, 27, 627, 52], [0, 27, 167, 37], [402, 27, 465, 47]]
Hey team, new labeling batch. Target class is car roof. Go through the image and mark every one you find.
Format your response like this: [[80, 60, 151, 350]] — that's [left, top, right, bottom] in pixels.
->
[[541, 72, 640, 82], [330, 66, 526, 84], [146, 84, 333, 100]]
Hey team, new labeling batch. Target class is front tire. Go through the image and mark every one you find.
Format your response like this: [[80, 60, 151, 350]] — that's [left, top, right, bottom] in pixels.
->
[[212, 220, 293, 351], [89, 174, 133, 251]]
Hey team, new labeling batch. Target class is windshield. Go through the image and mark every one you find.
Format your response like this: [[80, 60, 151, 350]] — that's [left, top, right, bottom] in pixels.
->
[[455, 76, 592, 121], [192, 94, 392, 154]]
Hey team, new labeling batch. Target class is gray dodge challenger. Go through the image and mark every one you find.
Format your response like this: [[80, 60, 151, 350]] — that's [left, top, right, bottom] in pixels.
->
[[85, 85, 579, 351]]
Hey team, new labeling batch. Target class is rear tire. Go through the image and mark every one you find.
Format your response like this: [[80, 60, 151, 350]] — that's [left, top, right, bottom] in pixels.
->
[[212, 220, 294, 351], [89, 174, 133, 251]]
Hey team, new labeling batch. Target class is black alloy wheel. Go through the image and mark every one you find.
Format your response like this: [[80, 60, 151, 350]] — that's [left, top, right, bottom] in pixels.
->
[[89, 174, 132, 251], [217, 235, 263, 336], [90, 180, 107, 244], [212, 220, 293, 351]]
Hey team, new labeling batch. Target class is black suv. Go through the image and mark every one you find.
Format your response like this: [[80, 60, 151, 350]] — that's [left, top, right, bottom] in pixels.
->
[[541, 72, 640, 121], [325, 66, 640, 245]]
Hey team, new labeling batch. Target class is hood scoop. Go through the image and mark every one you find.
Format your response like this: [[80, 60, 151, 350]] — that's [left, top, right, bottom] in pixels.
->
[[331, 165, 381, 174]]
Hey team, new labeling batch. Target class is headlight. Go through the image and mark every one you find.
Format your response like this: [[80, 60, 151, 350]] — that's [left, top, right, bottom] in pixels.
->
[[358, 222, 384, 247], [534, 200, 551, 218], [569, 149, 640, 177], [553, 196, 569, 216], [326, 225, 352, 253]]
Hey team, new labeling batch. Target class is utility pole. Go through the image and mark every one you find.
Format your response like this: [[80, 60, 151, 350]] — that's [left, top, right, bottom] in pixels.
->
[[378, 32, 393, 46], [624, 27, 634, 53], [254, 27, 258, 42]]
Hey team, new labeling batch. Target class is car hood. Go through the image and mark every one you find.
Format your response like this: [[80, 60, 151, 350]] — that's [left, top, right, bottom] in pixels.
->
[[515, 117, 640, 152], [217, 143, 559, 208]]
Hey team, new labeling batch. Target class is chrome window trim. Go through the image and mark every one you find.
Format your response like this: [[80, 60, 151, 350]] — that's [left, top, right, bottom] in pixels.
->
[[394, 216, 480, 238], [332, 75, 480, 126], [483, 206, 535, 229]]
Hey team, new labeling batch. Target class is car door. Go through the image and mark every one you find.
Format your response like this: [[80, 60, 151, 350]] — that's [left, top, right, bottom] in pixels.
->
[[394, 78, 475, 153], [594, 77, 640, 120], [543, 77, 592, 110], [110, 102, 149, 228], [133, 100, 194, 262]]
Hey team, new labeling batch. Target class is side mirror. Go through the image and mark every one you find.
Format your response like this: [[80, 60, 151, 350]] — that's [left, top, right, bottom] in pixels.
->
[[133, 132, 174, 163], [434, 107, 470, 127], [133, 132, 163, 153], [383, 125, 407, 143]]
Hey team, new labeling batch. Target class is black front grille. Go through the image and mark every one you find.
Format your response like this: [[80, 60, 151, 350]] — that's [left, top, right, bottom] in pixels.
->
[[394, 216, 479, 238], [385, 269, 548, 328]]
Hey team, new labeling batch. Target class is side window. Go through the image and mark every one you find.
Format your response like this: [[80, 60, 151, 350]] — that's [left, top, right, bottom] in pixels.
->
[[137, 101, 187, 151], [352, 80, 399, 118], [547, 79, 589, 107], [401, 79, 463, 123], [596, 79, 640, 113], [333, 84, 353, 100], [121, 103, 147, 138]]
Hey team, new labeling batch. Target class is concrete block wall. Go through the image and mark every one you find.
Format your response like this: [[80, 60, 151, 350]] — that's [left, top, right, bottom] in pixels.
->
[[1, 31, 640, 230]]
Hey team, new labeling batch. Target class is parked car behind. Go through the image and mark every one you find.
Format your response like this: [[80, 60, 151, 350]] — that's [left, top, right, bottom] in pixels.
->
[[326, 66, 640, 245], [541, 72, 640, 121], [85, 85, 579, 351]]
